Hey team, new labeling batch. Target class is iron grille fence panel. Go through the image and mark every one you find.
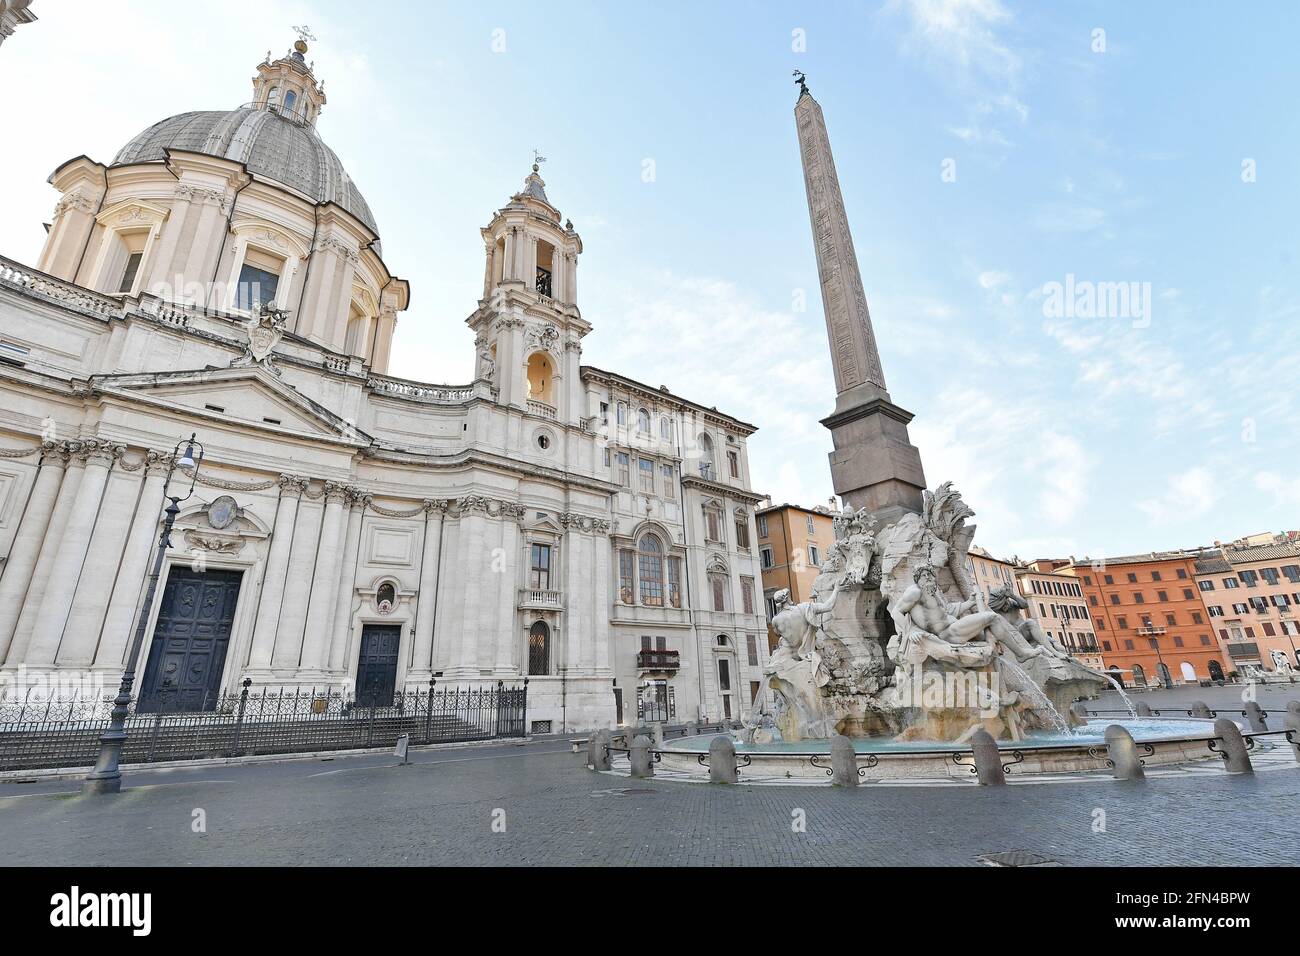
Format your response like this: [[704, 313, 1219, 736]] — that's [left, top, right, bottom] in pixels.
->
[[0, 681, 528, 772]]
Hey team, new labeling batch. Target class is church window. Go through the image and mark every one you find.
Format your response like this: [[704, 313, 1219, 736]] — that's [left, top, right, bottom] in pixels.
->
[[704, 506, 722, 542], [529, 543, 551, 590], [376, 581, 396, 613], [710, 574, 727, 612], [638, 535, 665, 607], [618, 550, 635, 603], [699, 433, 714, 478], [117, 252, 143, 294], [282, 89, 298, 116], [526, 352, 553, 404], [637, 408, 651, 435], [734, 515, 749, 549], [235, 252, 281, 311]]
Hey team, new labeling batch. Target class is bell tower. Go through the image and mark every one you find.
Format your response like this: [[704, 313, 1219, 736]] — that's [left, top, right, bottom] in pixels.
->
[[468, 160, 589, 424]]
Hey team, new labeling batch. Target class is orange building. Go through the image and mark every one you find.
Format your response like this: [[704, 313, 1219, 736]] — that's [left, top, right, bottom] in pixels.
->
[[756, 501, 837, 651], [1063, 551, 1223, 688]]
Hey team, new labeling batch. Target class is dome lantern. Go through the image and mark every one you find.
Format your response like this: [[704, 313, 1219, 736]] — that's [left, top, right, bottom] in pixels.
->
[[251, 28, 326, 128]]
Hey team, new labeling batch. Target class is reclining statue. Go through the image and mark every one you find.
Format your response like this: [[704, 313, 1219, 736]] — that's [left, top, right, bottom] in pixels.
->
[[987, 584, 1073, 661], [889, 565, 1051, 669]]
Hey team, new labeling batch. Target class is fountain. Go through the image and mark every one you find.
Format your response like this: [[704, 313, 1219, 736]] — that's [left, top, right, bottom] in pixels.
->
[[620, 79, 1239, 783]]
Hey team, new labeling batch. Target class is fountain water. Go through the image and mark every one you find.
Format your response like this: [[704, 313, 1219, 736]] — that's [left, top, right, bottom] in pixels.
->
[[1101, 672, 1138, 718], [999, 657, 1072, 735]]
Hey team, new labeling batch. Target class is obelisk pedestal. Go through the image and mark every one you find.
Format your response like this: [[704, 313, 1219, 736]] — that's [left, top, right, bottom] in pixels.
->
[[794, 84, 926, 523]]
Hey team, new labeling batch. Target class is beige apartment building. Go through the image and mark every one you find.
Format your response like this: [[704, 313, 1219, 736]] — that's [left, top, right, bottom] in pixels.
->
[[1016, 559, 1103, 671], [1195, 534, 1300, 675], [756, 501, 837, 652]]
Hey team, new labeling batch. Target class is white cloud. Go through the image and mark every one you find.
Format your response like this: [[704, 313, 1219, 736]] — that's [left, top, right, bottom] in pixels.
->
[[1136, 467, 1218, 525], [1253, 471, 1300, 508], [977, 270, 1010, 289], [892, 0, 1020, 80]]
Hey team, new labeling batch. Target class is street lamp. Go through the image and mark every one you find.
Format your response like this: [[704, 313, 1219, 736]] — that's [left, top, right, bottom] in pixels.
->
[[83, 433, 204, 795]]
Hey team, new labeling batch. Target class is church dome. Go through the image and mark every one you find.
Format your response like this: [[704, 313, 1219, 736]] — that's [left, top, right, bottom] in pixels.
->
[[112, 107, 380, 241]]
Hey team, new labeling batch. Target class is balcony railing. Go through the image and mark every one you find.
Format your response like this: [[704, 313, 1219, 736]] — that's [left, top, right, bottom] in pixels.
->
[[1135, 626, 1167, 637], [518, 588, 563, 609], [637, 650, 680, 672], [527, 400, 557, 420]]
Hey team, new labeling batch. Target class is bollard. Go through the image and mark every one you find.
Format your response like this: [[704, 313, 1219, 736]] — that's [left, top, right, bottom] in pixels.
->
[[651, 721, 665, 749], [830, 734, 859, 787], [1069, 701, 1089, 723], [394, 734, 411, 766], [1104, 724, 1144, 781], [1285, 702, 1300, 764], [970, 729, 1006, 786], [629, 734, 655, 778], [588, 729, 612, 771], [1190, 701, 1213, 719], [708, 735, 738, 784], [1135, 701, 1152, 717], [1243, 701, 1268, 733], [1213, 718, 1253, 774], [685, 720, 698, 738]]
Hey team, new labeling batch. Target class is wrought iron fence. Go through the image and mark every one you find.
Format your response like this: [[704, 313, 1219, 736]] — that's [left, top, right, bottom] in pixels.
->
[[0, 679, 527, 772]]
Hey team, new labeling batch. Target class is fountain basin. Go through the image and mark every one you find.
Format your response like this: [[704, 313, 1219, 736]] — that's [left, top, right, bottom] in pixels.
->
[[652, 718, 1228, 782]]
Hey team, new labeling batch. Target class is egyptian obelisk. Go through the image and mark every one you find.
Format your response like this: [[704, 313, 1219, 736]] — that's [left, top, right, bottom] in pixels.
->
[[794, 73, 926, 521]]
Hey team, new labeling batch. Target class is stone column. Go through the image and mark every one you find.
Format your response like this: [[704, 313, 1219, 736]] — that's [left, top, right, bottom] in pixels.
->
[[7, 453, 86, 666], [592, 525, 612, 673], [27, 440, 121, 666], [494, 509, 522, 674], [409, 500, 445, 681], [246, 476, 305, 671], [430, 513, 461, 674], [298, 482, 348, 674], [327, 491, 367, 676], [273, 487, 324, 669], [94, 453, 171, 669], [59, 458, 150, 666], [563, 520, 583, 675], [0, 443, 67, 664]]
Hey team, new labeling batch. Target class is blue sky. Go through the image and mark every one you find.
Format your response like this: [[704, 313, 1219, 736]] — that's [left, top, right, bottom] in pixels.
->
[[2, 0, 1297, 560]]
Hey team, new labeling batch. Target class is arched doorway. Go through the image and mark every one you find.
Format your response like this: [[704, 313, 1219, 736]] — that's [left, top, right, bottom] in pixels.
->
[[1156, 662, 1172, 688], [1107, 666, 1124, 689], [1179, 661, 1197, 683], [528, 620, 550, 675], [1208, 660, 1225, 682], [1131, 663, 1147, 686]]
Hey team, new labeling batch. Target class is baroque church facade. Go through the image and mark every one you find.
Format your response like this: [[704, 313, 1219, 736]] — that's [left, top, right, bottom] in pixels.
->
[[0, 40, 767, 731]]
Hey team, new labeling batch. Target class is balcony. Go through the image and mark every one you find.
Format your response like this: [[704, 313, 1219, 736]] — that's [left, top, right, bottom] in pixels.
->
[[527, 400, 557, 421], [637, 649, 680, 672], [518, 588, 563, 610], [1135, 626, 1167, 637]]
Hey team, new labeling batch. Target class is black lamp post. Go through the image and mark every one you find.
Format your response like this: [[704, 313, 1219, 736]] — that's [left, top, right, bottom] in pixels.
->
[[83, 433, 204, 795]]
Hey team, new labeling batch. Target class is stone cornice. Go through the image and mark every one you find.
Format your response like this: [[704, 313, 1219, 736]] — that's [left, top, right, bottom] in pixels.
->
[[679, 473, 768, 505]]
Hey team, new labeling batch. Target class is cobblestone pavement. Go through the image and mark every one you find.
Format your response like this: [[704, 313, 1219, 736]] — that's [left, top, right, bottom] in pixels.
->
[[2, 734, 1298, 866]]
